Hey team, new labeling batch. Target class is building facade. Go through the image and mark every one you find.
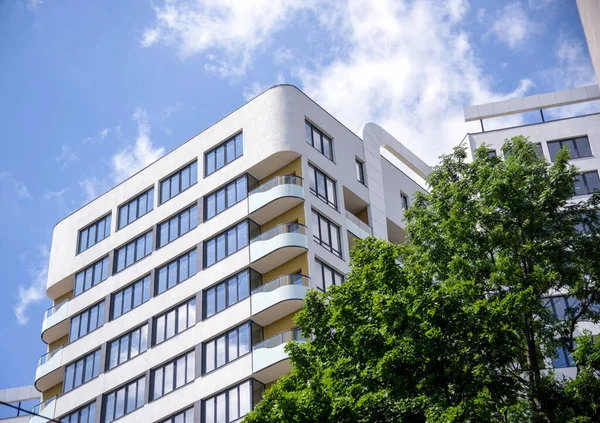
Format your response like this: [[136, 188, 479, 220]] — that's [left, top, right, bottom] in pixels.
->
[[33, 85, 429, 423], [0, 386, 40, 423], [464, 85, 600, 378]]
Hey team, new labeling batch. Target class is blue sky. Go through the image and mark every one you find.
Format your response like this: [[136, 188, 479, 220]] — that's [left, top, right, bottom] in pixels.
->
[[0, 0, 597, 389]]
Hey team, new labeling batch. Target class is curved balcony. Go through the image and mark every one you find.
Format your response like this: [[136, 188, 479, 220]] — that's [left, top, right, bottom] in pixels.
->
[[252, 329, 306, 384], [250, 223, 308, 273], [248, 175, 304, 225], [41, 299, 69, 344], [251, 274, 310, 326], [29, 396, 57, 423], [35, 347, 64, 392], [345, 210, 372, 239]]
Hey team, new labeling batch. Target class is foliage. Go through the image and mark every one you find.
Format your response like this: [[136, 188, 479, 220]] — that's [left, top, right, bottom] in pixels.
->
[[244, 136, 600, 423]]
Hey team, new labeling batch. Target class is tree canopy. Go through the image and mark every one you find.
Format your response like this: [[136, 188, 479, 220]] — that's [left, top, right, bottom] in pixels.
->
[[244, 136, 600, 423]]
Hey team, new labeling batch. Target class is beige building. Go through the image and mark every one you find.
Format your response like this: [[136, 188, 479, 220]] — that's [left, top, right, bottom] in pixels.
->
[[32, 85, 429, 423]]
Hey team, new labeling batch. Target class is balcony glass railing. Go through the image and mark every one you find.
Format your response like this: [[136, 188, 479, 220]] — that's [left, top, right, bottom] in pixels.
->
[[30, 396, 56, 419], [250, 223, 307, 244], [37, 346, 63, 368], [252, 274, 309, 294], [43, 299, 68, 320], [253, 328, 305, 351], [345, 210, 372, 235], [249, 175, 303, 195]]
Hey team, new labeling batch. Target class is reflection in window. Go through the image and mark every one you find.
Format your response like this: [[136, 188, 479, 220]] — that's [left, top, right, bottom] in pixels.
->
[[205, 133, 243, 176], [70, 301, 105, 342], [204, 174, 257, 220], [107, 324, 148, 370], [78, 213, 112, 254], [155, 249, 197, 295], [203, 269, 261, 319], [548, 136, 592, 161], [75, 256, 109, 296], [203, 379, 264, 423], [356, 159, 365, 184], [160, 161, 198, 205], [203, 220, 259, 268], [553, 344, 576, 368], [312, 210, 342, 258], [574, 171, 600, 196], [114, 231, 153, 273], [157, 204, 198, 248], [305, 121, 333, 161], [111, 275, 151, 320], [315, 259, 344, 290], [118, 188, 154, 230], [102, 376, 145, 423], [159, 407, 194, 423], [308, 164, 337, 209], [63, 350, 101, 393], [151, 350, 195, 400], [59, 402, 96, 423], [203, 322, 259, 373], [153, 297, 196, 345]]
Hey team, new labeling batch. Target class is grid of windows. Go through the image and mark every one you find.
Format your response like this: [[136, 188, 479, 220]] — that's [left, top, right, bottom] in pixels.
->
[[102, 376, 145, 423], [204, 174, 256, 220], [305, 121, 333, 161], [78, 214, 111, 254], [107, 324, 148, 370], [205, 133, 243, 176], [574, 171, 600, 196], [548, 136, 592, 161], [114, 231, 153, 273], [60, 402, 96, 423], [111, 275, 151, 320], [203, 380, 264, 423], [356, 159, 365, 184], [308, 164, 337, 209], [154, 298, 196, 345], [204, 220, 258, 268], [311, 210, 342, 258], [118, 188, 154, 230], [203, 322, 251, 373], [74, 256, 109, 296], [63, 349, 101, 393], [400, 192, 409, 211], [158, 204, 198, 248], [159, 408, 195, 423], [155, 249, 198, 295], [151, 351, 195, 401], [70, 301, 105, 342], [204, 269, 261, 319], [160, 161, 198, 205], [315, 259, 344, 290]]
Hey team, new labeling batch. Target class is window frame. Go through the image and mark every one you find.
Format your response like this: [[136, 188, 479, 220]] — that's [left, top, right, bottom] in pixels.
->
[[156, 203, 199, 249], [308, 163, 338, 210], [74, 256, 109, 297], [63, 349, 101, 393], [204, 174, 256, 221], [78, 213, 112, 254], [204, 132, 244, 177], [311, 210, 342, 258], [118, 187, 155, 230], [155, 248, 198, 295], [159, 160, 198, 205], [150, 350, 195, 401], [400, 191, 409, 211], [69, 301, 105, 343], [106, 323, 149, 371], [203, 220, 258, 268], [202, 321, 253, 374], [315, 259, 344, 290], [113, 231, 153, 274], [355, 158, 365, 185], [202, 379, 264, 423], [152, 297, 197, 346], [159, 407, 195, 423], [574, 171, 600, 196], [59, 401, 97, 423], [110, 274, 151, 321], [305, 121, 334, 162], [547, 136, 593, 162], [203, 269, 261, 319], [101, 376, 146, 423]]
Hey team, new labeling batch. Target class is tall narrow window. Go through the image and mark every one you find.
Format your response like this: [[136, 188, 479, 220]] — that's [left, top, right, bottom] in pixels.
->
[[311, 210, 342, 258], [150, 351, 195, 401], [305, 121, 334, 161], [118, 188, 154, 230], [315, 259, 344, 290], [102, 376, 145, 422], [574, 171, 600, 196], [155, 249, 197, 295], [308, 164, 337, 209], [548, 136, 592, 161], [160, 161, 198, 205], [153, 297, 196, 345], [400, 192, 409, 211], [355, 159, 365, 185], [78, 213, 112, 253], [74, 256, 109, 296], [114, 231, 153, 273], [205, 133, 243, 176], [157, 204, 198, 248]]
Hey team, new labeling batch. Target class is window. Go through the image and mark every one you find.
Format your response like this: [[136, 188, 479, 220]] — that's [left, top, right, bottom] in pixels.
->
[[70, 301, 105, 343], [157, 204, 198, 248], [533, 143, 544, 159], [205, 133, 243, 176], [60, 402, 96, 423], [203, 322, 254, 373], [553, 345, 576, 368], [400, 192, 409, 211], [548, 136, 592, 161], [204, 220, 259, 268], [487, 149, 497, 158], [574, 171, 600, 196], [356, 159, 365, 184], [311, 210, 342, 258], [160, 161, 198, 205], [203, 269, 261, 319], [159, 407, 195, 423], [111, 275, 151, 320], [118, 188, 154, 230], [308, 164, 337, 209], [155, 249, 198, 295], [315, 259, 344, 290], [102, 376, 145, 423], [203, 379, 264, 423], [107, 324, 148, 370], [305, 121, 333, 161], [544, 295, 583, 321], [78, 214, 112, 254], [63, 349, 101, 393], [153, 297, 196, 345], [114, 231, 153, 273], [204, 174, 257, 220], [74, 256, 109, 296], [151, 350, 195, 401]]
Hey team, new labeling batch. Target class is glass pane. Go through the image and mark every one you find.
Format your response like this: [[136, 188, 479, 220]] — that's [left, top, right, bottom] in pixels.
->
[[227, 228, 237, 255], [133, 282, 142, 307], [169, 217, 179, 242], [98, 301, 105, 326], [238, 272, 249, 299], [228, 278, 238, 306], [171, 174, 180, 197], [586, 172, 600, 193], [126, 382, 137, 413], [239, 381, 251, 416], [205, 341, 215, 373], [237, 220, 248, 248], [74, 359, 84, 387], [226, 140, 235, 163], [186, 351, 195, 383], [216, 146, 225, 170], [331, 226, 341, 254], [178, 304, 188, 332], [320, 217, 330, 246], [80, 312, 89, 337], [140, 325, 148, 352], [323, 136, 332, 160], [309, 166, 316, 192], [305, 122, 313, 145], [326, 178, 336, 206], [216, 394, 226, 423], [105, 215, 112, 238], [147, 188, 154, 211], [143, 276, 151, 302], [159, 222, 169, 248], [227, 183, 236, 207], [126, 243, 135, 267], [206, 239, 216, 267], [176, 357, 186, 388], [70, 315, 80, 341], [145, 232, 153, 255], [153, 369, 163, 400], [189, 249, 197, 275], [158, 267, 168, 294], [324, 267, 333, 289], [216, 284, 226, 312], [138, 194, 147, 216], [216, 336, 226, 367], [128, 200, 137, 224], [190, 205, 198, 229], [109, 341, 119, 369], [216, 189, 225, 214], [168, 262, 178, 289], [206, 288, 216, 317], [553, 297, 567, 320], [553, 347, 568, 368], [166, 310, 176, 339], [235, 133, 243, 158], [228, 330, 238, 361], [116, 248, 125, 272], [136, 379, 145, 408], [576, 137, 592, 158], [97, 219, 106, 242], [84, 267, 93, 291], [164, 363, 174, 394], [206, 194, 216, 219], [180, 210, 190, 234], [93, 350, 101, 377], [204, 398, 215, 423], [185, 408, 194, 423], [119, 336, 129, 364], [206, 151, 215, 175], [75, 272, 84, 295], [548, 141, 561, 161], [161, 180, 170, 203], [564, 140, 577, 158], [190, 161, 198, 185], [181, 167, 190, 191], [236, 177, 247, 202], [155, 316, 165, 344], [93, 261, 103, 286], [316, 171, 326, 197], [64, 364, 74, 392], [188, 299, 196, 325], [89, 306, 98, 331], [238, 323, 250, 355], [217, 234, 226, 261], [88, 225, 97, 247], [79, 230, 88, 253], [123, 287, 132, 314], [104, 394, 115, 423], [130, 329, 140, 358], [229, 387, 239, 421], [179, 254, 189, 282]]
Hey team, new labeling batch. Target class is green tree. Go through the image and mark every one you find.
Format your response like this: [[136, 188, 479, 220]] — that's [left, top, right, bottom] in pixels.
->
[[244, 136, 600, 423]]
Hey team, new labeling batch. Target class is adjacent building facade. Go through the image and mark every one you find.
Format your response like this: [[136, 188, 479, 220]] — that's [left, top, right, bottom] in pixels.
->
[[33, 85, 429, 423]]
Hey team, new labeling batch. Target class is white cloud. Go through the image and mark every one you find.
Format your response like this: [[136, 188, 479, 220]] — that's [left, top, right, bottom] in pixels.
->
[[99, 128, 110, 139], [528, 0, 554, 9], [79, 177, 103, 203], [14, 245, 49, 325], [0, 172, 33, 201], [242, 74, 285, 101], [44, 188, 68, 200], [489, 2, 541, 49], [142, 0, 313, 76], [27, 0, 44, 10], [112, 108, 165, 183], [55, 145, 79, 167]]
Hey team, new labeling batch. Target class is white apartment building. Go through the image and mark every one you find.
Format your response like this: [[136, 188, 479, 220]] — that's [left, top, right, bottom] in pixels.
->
[[32, 85, 430, 423]]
